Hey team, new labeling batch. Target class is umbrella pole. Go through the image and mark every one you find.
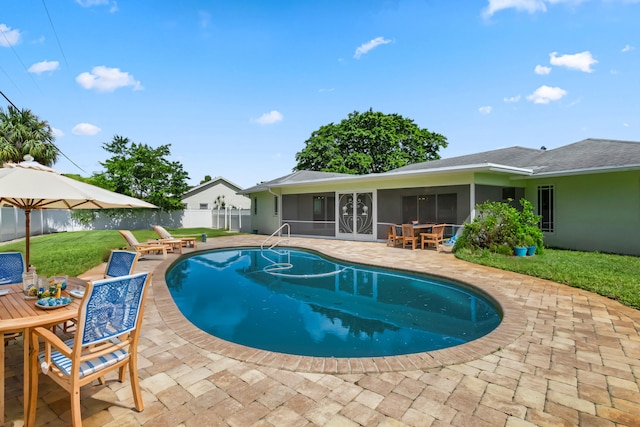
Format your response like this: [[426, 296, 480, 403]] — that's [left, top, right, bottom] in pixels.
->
[[25, 209, 31, 267]]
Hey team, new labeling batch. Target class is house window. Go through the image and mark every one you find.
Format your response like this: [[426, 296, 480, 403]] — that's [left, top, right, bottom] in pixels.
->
[[537, 185, 554, 232], [253, 197, 258, 215], [199, 203, 208, 210], [273, 195, 278, 216]]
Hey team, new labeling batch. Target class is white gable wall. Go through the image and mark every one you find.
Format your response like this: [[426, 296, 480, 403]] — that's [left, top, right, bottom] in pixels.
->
[[182, 181, 251, 210]]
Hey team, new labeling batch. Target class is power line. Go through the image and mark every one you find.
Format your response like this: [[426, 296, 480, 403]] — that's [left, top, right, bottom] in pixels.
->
[[0, 89, 19, 109], [0, 90, 88, 175], [41, 0, 70, 70], [0, 26, 42, 93]]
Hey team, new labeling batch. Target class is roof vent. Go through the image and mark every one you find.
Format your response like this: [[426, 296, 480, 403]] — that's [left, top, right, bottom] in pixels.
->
[[540, 146, 547, 150]]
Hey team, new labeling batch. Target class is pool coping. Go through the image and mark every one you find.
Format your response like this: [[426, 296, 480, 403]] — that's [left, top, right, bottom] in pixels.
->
[[151, 237, 527, 374]]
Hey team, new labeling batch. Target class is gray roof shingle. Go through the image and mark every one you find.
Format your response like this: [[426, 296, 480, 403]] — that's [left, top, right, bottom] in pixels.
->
[[394, 138, 640, 174]]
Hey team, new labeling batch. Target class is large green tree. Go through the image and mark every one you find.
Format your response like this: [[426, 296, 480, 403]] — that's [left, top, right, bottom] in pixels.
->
[[294, 109, 447, 174], [93, 135, 190, 211], [0, 106, 58, 166]]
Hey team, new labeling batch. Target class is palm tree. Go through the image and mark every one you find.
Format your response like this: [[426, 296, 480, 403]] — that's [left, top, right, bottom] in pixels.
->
[[0, 106, 59, 166]]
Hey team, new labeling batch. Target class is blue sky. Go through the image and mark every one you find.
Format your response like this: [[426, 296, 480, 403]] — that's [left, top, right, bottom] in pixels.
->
[[1, 0, 638, 188]]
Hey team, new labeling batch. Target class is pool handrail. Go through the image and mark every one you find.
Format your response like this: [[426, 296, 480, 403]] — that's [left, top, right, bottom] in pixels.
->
[[261, 223, 290, 251]]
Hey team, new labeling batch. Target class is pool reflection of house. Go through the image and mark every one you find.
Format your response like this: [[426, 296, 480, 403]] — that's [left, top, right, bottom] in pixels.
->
[[240, 139, 640, 256], [241, 249, 499, 339]]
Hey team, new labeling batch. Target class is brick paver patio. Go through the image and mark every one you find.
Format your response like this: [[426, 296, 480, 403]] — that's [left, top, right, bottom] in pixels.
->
[[4, 235, 640, 426]]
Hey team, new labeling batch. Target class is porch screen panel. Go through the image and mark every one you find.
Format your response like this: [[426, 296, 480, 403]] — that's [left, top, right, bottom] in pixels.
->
[[402, 196, 417, 223], [283, 193, 335, 236], [418, 195, 436, 223], [437, 193, 457, 224]]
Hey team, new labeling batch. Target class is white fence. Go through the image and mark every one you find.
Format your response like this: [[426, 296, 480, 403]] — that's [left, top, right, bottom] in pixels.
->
[[0, 206, 251, 243]]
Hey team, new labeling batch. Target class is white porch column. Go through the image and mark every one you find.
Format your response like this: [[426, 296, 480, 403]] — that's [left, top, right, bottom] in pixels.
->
[[469, 183, 476, 221]]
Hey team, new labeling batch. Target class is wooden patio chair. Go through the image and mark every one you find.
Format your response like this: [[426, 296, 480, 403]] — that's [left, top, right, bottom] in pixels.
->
[[421, 224, 446, 251], [152, 225, 197, 249], [386, 225, 404, 247], [28, 272, 152, 427], [118, 230, 171, 258], [401, 224, 420, 250]]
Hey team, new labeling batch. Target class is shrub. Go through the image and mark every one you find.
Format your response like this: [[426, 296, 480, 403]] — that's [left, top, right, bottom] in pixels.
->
[[453, 199, 544, 254]]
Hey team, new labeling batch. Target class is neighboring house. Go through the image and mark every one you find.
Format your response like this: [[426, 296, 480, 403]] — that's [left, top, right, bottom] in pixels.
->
[[240, 139, 640, 256], [182, 177, 250, 210]]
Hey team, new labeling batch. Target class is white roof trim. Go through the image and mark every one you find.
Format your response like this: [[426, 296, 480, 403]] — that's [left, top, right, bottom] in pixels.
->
[[513, 163, 640, 179], [250, 163, 534, 190]]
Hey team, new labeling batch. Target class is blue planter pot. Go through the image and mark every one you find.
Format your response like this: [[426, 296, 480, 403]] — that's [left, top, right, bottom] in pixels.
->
[[513, 247, 527, 257], [526, 245, 537, 256]]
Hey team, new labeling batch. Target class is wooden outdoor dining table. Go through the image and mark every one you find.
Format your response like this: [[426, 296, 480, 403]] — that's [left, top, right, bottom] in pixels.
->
[[0, 278, 84, 425]]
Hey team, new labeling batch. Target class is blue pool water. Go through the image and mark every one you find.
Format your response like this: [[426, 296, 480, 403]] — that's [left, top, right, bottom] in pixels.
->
[[165, 247, 501, 358]]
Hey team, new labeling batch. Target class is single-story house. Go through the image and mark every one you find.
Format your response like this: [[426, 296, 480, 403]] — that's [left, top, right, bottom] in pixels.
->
[[240, 139, 640, 256], [182, 177, 250, 210]]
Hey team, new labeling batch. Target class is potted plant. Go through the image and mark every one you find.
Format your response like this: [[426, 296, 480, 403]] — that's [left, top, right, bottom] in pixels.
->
[[523, 234, 536, 256], [511, 230, 528, 257]]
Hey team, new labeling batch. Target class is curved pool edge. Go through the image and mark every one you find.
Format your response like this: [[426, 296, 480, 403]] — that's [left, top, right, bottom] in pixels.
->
[[151, 237, 527, 373]]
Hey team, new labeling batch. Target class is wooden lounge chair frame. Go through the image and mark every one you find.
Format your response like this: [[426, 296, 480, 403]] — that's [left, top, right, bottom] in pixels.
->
[[152, 225, 197, 249], [118, 230, 171, 258]]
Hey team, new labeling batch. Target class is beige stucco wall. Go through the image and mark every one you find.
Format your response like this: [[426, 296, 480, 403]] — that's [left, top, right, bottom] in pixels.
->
[[249, 191, 281, 234]]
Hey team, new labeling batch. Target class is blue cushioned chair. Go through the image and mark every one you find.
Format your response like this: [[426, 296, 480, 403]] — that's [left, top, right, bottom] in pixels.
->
[[28, 272, 152, 427], [0, 251, 25, 285], [105, 250, 140, 278]]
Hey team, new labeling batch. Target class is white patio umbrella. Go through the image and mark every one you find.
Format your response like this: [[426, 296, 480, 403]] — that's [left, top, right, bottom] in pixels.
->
[[0, 156, 156, 266]]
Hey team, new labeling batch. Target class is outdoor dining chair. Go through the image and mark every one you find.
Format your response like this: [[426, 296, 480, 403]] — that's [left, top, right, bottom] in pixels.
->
[[28, 272, 152, 427], [0, 251, 26, 342], [64, 250, 141, 332], [386, 225, 404, 247], [421, 224, 446, 251], [0, 251, 25, 285], [401, 224, 420, 250]]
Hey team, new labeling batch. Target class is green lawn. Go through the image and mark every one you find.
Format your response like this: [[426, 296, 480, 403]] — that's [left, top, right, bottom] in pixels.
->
[[0, 228, 228, 277], [455, 248, 640, 310], [3, 231, 639, 311]]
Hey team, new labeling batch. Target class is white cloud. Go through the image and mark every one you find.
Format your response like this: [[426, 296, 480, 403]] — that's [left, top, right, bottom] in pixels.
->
[[28, 60, 60, 74], [504, 95, 521, 103], [535, 65, 551, 75], [75, 0, 108, 6], [72, 123, 101, 135], [478, 106, 493, 115], [483, 0, 546, 18], [622, 44, 635, 53], [0, 24, 21, 47], [255, 110, 283, 125], [76, 66, 142, 92], [526, 85, 567, 104], [354, 37, 391, 59], [482, 0, 587, 18], [51, 127, 64, 138], [549, 51, 597, 72]]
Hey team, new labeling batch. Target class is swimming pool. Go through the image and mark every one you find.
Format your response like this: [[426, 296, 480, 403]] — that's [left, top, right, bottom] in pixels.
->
[[165, 247, 501, 358]]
